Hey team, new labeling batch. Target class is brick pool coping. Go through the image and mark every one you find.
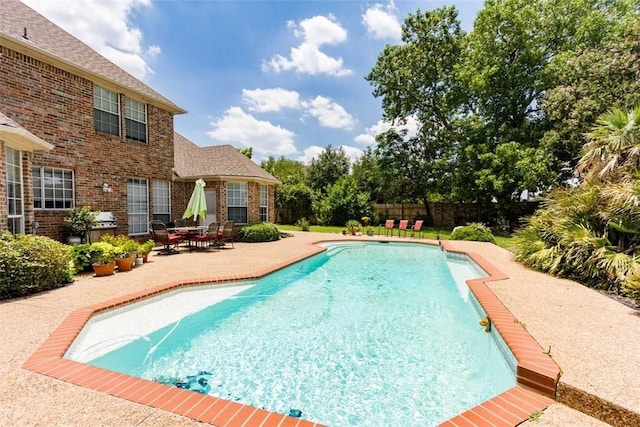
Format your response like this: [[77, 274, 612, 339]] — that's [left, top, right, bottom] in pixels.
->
[[23, 240, 559, 427]]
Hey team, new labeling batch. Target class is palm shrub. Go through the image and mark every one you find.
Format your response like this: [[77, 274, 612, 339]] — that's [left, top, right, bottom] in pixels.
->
[[237, 222, 281, 242], [0, 233, 74, 299]]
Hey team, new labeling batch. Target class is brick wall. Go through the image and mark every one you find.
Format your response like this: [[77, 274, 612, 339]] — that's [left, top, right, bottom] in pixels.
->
[[0, 45, 175, 241]]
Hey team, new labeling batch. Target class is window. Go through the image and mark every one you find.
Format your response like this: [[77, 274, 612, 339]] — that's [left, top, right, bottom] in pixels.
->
[[259, 185, 268, 222], [32, 167, 74, 209], [6, 147, 24, 233], [94, 85, 120, 136], [227, 182, 247, 223], [125, 98, 147, 142], [127, 177, 148, 235], [152, 179, 171, 224]]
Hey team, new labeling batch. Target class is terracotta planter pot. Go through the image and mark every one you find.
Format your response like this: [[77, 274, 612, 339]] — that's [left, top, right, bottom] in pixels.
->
[[142, 253, 149, 263], [115, 256, 134, 272], [92, 262, 115, 277]]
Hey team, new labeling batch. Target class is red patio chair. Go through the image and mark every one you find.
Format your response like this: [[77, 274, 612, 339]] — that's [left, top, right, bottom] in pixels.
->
[[409, 220, 424, 238], [378, 219, 394, 236], [398, 219, 409, 236], [192, 222, 219, 250]]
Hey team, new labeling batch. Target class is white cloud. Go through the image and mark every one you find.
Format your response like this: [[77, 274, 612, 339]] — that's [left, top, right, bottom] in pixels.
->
[[298, 145, 324, 165], [362, 1, 402, 40], [206, 107, 297, 158], [354, 116, 419, 145], [263, 15, 352, 76], [242, 88, 301, 112], [302, 96, 355, 130], [22, 0, 157, 80]]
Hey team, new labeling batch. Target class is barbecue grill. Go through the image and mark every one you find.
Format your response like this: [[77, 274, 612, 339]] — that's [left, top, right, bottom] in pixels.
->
[[90, 211, 117, 242]]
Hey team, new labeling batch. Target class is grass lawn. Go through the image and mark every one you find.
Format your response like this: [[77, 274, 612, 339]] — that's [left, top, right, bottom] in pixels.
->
[[277, 224, 516, 249]]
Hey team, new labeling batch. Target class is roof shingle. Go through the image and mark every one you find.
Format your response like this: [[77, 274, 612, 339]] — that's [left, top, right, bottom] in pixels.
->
[[0, 0, 185, 114], [173, 132, 279, 184]]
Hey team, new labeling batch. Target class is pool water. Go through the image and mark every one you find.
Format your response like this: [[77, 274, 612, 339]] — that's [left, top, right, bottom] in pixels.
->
[[74, 242, 516, 426]]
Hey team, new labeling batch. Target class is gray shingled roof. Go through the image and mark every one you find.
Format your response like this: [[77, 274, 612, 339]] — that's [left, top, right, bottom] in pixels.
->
[[0, 0, 185, 114], [173, 132, 279, 184]]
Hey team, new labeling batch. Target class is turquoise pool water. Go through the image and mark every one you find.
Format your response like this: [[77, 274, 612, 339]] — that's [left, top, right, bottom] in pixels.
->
[[73, 242, 516, 426]]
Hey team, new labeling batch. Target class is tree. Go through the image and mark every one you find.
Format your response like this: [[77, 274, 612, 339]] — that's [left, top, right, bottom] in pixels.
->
[[306, 145, 350, 194], [365, 6, 465, 216], [313, 175, 372, 226], [260, 156, 312, 223], [238, 147, 253, 159], [351, 147, 396, 203], [579, 106, 640, 182]]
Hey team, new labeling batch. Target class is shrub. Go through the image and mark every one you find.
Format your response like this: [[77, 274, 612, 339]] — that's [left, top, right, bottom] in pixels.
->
[[100, 234, 139, 258], [238, 222, 281, 242], [450, 223, 496, 244], [0, 233, 74, 299], [295, 217, 310, 231], [71, 243, 93, 272], [88, 241, 117, 265], [345, 219, 361, 233]]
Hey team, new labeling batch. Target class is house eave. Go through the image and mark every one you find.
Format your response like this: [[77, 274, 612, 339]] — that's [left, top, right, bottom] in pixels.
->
[[0, 34, 187, 115], [173, 174, 280, 185], [0, 124, 54, 152]]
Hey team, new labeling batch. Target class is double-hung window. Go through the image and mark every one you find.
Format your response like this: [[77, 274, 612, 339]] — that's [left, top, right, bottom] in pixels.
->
[[227, 182, 247, 223], [259, 185, 268, 222], [152, 179, 171, 224], [94, 85, 120, 136], [125, 98, 147, 142], [32, 167, 74, 209], [127, 177, 148, 235], [6, 147, 24, 234]]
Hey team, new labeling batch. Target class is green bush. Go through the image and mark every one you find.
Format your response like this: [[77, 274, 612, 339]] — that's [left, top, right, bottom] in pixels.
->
[[0, 233, 74, 299], [238, 222, 281, 242], [450, 223, 496, 244], [71, 243, 93, 272]]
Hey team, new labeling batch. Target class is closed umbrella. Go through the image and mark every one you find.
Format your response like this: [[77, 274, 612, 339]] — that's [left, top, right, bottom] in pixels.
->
[[183, 178, 207, 222]]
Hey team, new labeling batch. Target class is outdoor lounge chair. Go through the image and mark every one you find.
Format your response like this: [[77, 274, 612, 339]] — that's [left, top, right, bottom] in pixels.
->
[[379, 219, 394, 236], [150, 220, 183, 254], [218, 221, 235, 248], [192, 222, 220, 250], [398, 219, 409, 236], [409, 220, 424, 238]]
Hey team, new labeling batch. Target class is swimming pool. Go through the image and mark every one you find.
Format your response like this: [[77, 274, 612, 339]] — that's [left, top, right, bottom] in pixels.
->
[[66, 242, 516, 426]]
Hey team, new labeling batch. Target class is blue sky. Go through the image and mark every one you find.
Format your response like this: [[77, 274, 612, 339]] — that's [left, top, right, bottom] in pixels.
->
[[22, 0, 483, 163]]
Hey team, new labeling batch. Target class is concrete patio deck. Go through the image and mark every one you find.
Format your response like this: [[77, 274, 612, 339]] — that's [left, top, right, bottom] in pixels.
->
[[1, 231, 638, 426]]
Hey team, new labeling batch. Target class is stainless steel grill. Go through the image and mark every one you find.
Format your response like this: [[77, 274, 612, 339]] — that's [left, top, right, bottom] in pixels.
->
[[92, 212, 117, 230]]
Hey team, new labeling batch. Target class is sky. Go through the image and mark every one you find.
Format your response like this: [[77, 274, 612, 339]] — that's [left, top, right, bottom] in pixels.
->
[[21, 0, 484, 164]]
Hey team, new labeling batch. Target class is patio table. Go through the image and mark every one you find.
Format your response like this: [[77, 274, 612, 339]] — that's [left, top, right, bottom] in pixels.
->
[[167, 226, 207, 250]]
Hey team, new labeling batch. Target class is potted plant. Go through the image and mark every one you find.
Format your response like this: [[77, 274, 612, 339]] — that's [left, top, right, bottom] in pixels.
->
[[88, 241, 116, 276], [361, 216, 374, 236], [101, 235, 138, 271], [64, 206, 98, 244], [345, 219, 361, 235], [137, 239, 155, 263]]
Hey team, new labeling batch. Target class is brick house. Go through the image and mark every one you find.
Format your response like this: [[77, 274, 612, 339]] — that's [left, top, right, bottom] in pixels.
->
[[173, 133, 279, 228], [0, 0, 278, 241]]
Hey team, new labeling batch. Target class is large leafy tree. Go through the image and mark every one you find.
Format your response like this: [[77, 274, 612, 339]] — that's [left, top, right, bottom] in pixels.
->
[[365, 6, 465, 216], [260, 156, 312, 224], [306, 145, 350, 194]]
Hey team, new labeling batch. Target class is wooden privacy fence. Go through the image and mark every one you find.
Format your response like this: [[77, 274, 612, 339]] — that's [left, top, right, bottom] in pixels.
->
[[373, 202, 540, 227]]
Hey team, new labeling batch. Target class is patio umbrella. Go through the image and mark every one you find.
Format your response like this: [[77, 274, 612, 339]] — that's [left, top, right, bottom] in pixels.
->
[[182, 178, 207, 222]]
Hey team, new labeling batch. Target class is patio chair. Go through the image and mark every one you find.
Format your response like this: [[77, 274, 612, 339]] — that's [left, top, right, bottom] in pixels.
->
[[398, 219, 409, 236], [150, 220, 183, 255], [218, 221, 235, 248], [192, 222, 219, 250], [409, 220, 424, 238], [378, 219, 394, 236]]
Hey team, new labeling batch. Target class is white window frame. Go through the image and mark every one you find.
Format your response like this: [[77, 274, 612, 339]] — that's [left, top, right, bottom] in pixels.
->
[[127, 177, 149, 235], [259, 185, 269, 222], [152, 179, 171, 224], [94, 85, 120, 136], [32, 166, 74, 210], [226, 182, 248, 223], [6, 147, 24, 234], [125, 97, 147, 143]]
